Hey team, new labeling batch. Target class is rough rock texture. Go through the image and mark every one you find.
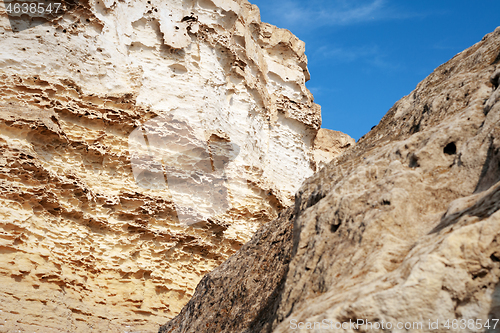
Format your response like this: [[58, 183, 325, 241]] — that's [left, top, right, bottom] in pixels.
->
[[159, 207, 295, 333], [0, 0, 352, 332], [160, 27, 500, 333], [313, 128, 355, 169]]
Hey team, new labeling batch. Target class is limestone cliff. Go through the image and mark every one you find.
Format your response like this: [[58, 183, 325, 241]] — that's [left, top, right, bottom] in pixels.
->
[[0, 0, 352, 331], [160, 27, 500, 332]]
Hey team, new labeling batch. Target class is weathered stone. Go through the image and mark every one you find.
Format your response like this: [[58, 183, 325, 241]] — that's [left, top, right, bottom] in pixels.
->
[[313, 128, 355, 169], [0, 0, 350, 332], [161, 27, 500, 333]]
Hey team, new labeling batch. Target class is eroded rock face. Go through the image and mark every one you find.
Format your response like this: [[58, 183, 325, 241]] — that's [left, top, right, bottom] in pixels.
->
[[0, 0, 350, 331], [161, 27, 500, 333], [313, 128, 355, 169]]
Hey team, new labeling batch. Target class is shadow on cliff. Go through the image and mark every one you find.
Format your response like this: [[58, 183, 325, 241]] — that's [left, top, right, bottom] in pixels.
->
[[485, 284, 500, 333], [245, 269, 288, 333], [4, 0, 79, 32]]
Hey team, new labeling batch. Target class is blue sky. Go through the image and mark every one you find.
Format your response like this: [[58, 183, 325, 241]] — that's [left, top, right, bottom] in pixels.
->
[[249, 0, 500, 140]]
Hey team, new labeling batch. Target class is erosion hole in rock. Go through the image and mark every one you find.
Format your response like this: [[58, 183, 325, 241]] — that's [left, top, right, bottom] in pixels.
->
[[331, 223, 340, 233], [409, 154, 420, 168], [444, 142, 457, 155], [181, 15, 197, 23]]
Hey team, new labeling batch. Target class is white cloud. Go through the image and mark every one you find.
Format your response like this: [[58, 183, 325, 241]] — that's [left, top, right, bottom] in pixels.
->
[[259, 0, 415, 30], [316, 45, 380, 62], [314, 44, 402, 71], [318, 0, 386, 25]]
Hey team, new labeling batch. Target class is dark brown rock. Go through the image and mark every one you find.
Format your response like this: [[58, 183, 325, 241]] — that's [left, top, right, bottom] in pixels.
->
[[159, 207, 294, 333]]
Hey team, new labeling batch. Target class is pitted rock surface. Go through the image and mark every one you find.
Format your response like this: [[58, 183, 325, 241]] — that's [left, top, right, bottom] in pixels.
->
[[160, 27, 500, 333], [0, 0, 352, 331]]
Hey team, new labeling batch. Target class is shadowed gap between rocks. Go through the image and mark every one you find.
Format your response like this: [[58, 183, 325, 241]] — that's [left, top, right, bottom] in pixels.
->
[[244, 267, 289, 333]]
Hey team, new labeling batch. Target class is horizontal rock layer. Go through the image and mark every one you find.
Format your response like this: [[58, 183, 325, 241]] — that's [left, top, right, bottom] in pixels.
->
[[312, 128, 355, 169], [161, 27, 500, 332], [0, 0, 351, 331]]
